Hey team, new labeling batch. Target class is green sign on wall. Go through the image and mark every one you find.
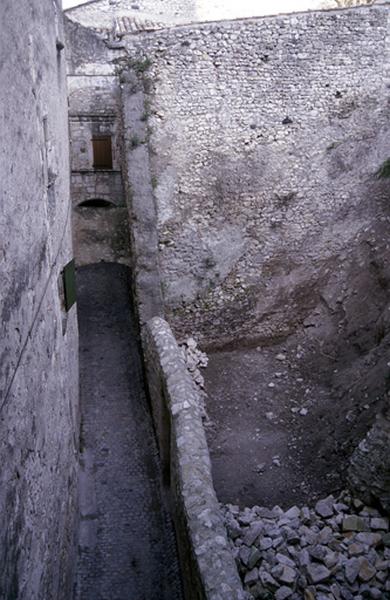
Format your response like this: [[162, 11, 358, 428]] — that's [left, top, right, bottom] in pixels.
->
[[63, 259, 76, 311]]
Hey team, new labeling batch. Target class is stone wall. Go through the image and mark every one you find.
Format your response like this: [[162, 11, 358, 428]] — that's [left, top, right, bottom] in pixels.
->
[[0, 1, 79, 599], [120, 69, 165, 327], [67, 46, 131, 266], [65, 0, 382, 36], [144, 317, 247, 600], [125, 4, 390, 349]]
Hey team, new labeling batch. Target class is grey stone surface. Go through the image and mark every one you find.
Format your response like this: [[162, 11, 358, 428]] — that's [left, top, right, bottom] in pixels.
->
[[0, 1, 79, 598], [315, 498, 334, 519], [224, 490, 390, 598], [348, 409, 390, 512], [64, 0, 380, 36], [67, 69, 132, 268], [144, 316, 247, 599], [72, 205, 131, 266], [65, 2, 390, 511], [74, 264, 183, 600], [124, 5, 390, 352], [120, 71, 165, 327]]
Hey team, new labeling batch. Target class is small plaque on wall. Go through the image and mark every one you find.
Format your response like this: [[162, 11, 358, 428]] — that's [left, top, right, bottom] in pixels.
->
[[63, 259, 76, 311]]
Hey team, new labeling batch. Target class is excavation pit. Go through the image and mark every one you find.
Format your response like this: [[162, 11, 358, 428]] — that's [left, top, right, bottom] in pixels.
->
[[204, 326, 389, 509]]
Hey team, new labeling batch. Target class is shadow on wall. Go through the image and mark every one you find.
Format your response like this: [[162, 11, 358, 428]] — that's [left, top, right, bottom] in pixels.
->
[[77, 198, 115, 208], [72, 198, 131, 267]]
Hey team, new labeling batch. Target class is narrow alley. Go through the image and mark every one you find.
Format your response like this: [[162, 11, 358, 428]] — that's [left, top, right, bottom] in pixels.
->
[[74, 263, 183, 600]]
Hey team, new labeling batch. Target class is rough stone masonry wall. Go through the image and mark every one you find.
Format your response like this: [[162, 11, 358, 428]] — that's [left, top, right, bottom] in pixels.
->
[[66, 26, 131, 267], [144, 317, 247, 600], [0, 1, 79, 599], [125, 4, 390, 351], [65, 0, 383, 36]]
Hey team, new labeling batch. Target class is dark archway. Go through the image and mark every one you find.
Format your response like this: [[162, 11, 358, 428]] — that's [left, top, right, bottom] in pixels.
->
[[77, 199, 114, 208]]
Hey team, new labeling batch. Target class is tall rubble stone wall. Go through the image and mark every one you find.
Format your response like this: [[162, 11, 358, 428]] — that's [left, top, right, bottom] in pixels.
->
[[0, 1, 79, 598], [65, 0, 383, 33], [67, 29, 131, 266], [125, 5, 390, 350]]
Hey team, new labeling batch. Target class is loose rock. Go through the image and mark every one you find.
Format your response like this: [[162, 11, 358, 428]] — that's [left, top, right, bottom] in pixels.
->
[[223, 491, 390, 599]]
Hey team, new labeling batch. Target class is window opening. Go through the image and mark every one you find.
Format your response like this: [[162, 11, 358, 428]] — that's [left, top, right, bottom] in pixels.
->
[[92, 136, 113, 169]]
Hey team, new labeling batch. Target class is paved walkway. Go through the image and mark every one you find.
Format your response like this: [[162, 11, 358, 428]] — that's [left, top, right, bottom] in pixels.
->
[[74, 263, 183, 600]]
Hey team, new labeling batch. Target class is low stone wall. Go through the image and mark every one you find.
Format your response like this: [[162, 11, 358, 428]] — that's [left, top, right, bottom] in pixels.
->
[[144, 317, 247, 600], [120, 70, 165, 327]]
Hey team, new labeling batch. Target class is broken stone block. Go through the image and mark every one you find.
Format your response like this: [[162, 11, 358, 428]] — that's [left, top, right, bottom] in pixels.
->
[[278, 565, 297, 584], [315, 498, 334, 519], [248, 547, 262, 570], [370, 517, 388, 531], [348, 543, 364, 556], [355, 532, 382, 547], [259, 569, 278, 590], [358, 558, 376, 582], [275, 586, 293, 600], [306, 562, 331, 584], [276, 552, 295, 568], [243, 522, 263, 546], [342, 515, 367, 532], [344, 557, 360, 584], [260, 537, 273, 550], [284, 506, 300, 519], [244, 567, 259, 586]]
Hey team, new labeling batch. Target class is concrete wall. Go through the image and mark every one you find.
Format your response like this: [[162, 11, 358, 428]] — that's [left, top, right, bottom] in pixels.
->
[[125, 4, 390, 350], [0, 1, 79, 599]]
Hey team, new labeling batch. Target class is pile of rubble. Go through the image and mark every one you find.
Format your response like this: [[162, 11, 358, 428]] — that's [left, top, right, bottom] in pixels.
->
[[180, 337, 209, 419], [222, 492, 390, 599]]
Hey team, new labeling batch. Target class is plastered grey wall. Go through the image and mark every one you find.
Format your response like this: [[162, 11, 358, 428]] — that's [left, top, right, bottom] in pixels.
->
[[0, 1, 79, 598], [125, 5, 390, 349]]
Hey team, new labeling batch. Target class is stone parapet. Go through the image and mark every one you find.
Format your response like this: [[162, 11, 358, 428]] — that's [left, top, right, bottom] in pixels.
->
[[144, 317, 247, 600]]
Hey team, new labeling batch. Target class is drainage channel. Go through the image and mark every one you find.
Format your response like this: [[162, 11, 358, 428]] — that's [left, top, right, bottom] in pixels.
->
[[74, 263, 183, 600]]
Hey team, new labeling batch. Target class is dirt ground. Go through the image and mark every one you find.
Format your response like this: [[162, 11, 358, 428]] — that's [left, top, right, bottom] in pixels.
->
[[204, 326, 389, 510]]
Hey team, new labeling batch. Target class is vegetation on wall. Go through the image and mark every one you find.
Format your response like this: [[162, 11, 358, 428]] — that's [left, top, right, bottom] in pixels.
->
[[338, 0, 375, 5], [376, 158, 390, 179]]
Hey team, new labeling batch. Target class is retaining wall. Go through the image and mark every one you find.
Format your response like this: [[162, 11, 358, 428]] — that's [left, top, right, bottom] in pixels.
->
[[144, 317, 247, 600], [125, 4, 390, 349]]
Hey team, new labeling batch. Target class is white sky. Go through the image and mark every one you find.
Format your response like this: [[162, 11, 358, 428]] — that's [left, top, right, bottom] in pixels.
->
[[62, 0, 323, 11], [63, 0, 90, 8]]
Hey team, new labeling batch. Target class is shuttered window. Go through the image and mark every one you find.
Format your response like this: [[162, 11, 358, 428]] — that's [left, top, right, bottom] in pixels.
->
[[92, 137, 113, 169]]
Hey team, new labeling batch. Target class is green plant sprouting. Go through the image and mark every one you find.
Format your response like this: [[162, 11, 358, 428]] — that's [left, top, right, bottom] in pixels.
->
[[376, 158, 390, 179]]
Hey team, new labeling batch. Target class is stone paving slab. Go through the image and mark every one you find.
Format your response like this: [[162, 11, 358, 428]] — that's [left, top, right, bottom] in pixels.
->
[[74, 263, 183, 600]]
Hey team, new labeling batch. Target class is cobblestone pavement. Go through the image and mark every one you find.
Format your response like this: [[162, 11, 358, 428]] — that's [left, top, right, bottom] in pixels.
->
[[74, 263, 183, 600]]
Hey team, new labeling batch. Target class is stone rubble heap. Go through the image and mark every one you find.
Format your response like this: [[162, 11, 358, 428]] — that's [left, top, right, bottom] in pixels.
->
[[222, 492, 390, 600], [179, 337, 209, 419]]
